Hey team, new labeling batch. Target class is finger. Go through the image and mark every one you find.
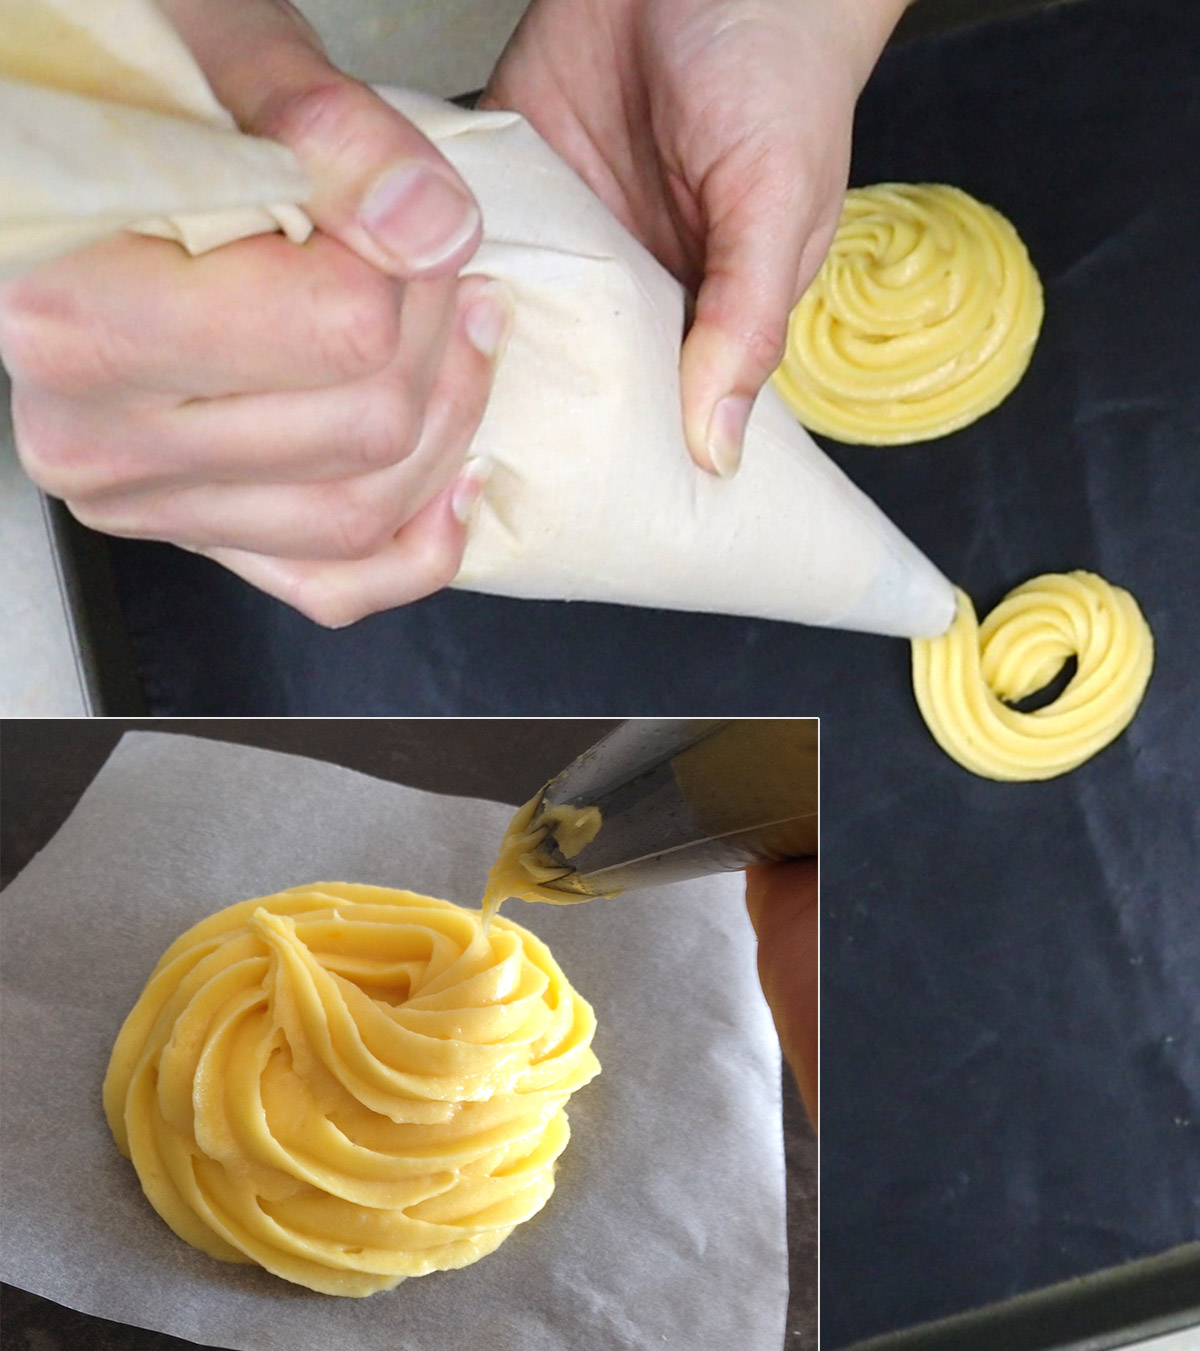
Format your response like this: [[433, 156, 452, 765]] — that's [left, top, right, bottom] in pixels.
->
[[161, 0, 481, 278], [64, 278, 512, 557], [165, 273, 459, 482], [679, 162, 815, 477], [11, 274, 461, 500], [745, 859, 819, 1126], [387, 273, 513, 513], [205, 462, 490, 628], [0, 230, 413, 400], [171, 272, 503, 489]]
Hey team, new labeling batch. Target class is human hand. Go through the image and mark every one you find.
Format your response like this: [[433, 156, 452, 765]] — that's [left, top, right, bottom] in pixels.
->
[[0, 0, 509, 628], [484, 0, 906, 477], [745, 859, 819, 1125]]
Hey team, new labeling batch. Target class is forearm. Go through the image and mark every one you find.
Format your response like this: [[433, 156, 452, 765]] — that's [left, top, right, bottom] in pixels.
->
[[600, 0, 911, 89], [803, 0, 912, 94]]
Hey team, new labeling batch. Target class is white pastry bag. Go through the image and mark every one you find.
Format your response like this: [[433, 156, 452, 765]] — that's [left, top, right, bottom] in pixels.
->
[[0, 0, 956, 638]]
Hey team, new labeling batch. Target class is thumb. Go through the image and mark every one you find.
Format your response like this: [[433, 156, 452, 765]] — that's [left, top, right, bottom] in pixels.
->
[[679, 184, 812, 477], [161, 0, 481, 278]]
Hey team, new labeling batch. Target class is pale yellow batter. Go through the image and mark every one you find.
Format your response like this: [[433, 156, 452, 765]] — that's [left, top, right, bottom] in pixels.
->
[[773, 184, 1044, 444], [911, 571, 1154, 780], [480, 793, 603, 929], [104, 882, 600, 1296]]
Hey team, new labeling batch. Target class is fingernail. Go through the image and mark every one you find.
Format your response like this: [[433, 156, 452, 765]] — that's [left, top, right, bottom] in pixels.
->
[[359, 163, 480, 271], [463, 283, 514, 361], [451, 456, 494, 526], [707, 394, 753, 477]]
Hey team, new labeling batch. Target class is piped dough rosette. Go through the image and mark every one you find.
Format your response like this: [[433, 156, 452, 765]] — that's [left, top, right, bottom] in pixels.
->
[[773, 184, 1044, 444], [911, 571, 1154, 780], [103, 883, 600, 1296]]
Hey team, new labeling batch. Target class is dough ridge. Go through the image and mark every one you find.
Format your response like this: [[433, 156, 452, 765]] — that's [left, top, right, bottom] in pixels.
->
[[911, 571, 1154, 780], [773, 183, 1044, 444], [103, 882, 600, 1295]]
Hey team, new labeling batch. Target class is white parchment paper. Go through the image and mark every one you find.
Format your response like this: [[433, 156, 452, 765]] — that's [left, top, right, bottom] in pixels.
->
[[0, 732, 787, 1351]]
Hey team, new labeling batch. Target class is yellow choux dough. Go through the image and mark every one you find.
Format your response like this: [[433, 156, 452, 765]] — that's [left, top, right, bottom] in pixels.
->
[[773, 184, 1044, 444], [911, 571, 1154, 780], [104, 883, 600, 1296], [480, 793, 603, 929]]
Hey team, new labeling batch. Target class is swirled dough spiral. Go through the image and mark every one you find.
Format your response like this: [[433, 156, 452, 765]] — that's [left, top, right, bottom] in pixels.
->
[[911, 572, 1154, 780], [772, 184, 1044, 444], [103, 883, 600, 1296]]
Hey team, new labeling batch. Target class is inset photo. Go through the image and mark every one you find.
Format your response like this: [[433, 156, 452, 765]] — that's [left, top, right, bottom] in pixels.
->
[[1, 718, 817, 1351]]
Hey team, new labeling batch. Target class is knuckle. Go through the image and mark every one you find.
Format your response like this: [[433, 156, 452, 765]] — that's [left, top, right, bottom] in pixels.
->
[[254, 78, 369, 163], [0, 286, 49, 383], [264, 559, 372, 629], [10, 393, 69, 490], [410, 525, 462, 596], [325, 487, 396, 560], [315, 269, 401, 380], [10, 395, 111, 500], [0, 281, 132, 395], [292, 585, 369, 630], [10, 389, 160, 501], [0, 285, 80, 391], [743, 315, 789, 375], [60, 495, 109, 533], [437, 370, 489, 439], [344, 383, 420, 472], [62, 493, 144, 539]]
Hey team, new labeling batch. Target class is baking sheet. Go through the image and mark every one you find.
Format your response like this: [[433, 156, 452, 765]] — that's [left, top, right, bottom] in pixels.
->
[[816, 0, 1200, 1344], [0, 731, 787, 1351]]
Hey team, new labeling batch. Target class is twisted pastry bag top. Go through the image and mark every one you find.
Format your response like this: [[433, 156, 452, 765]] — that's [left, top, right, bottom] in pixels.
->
[[0, 0, 311, 271], [911, 571, 1154, 780], [103, 883, 600, 1296], [773, 184, 1044, 444]]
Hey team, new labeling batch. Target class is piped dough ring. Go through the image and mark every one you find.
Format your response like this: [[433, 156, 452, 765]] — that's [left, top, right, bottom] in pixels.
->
[[773, 184, 1044, 444], [911, 571, 1154, 780]]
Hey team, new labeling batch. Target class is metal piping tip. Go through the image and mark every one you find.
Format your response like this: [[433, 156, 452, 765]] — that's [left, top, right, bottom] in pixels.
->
[[524, 719, 818, 899]]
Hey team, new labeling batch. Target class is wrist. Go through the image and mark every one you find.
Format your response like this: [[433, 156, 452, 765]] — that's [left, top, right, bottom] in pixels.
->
[[829, 0, 911, 88], [625, 0, 908, 95]]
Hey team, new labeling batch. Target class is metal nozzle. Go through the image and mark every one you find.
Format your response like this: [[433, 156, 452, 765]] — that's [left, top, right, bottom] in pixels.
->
[[530, 719, 818, 899]]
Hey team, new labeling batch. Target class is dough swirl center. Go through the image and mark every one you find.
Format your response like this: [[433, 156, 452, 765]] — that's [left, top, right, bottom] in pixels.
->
[[772, 183, 1044, 443]]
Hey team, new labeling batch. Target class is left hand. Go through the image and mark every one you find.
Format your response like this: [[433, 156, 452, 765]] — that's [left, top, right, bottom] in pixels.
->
[[2, 0, 504, 628], [484, 0, 906, 477]]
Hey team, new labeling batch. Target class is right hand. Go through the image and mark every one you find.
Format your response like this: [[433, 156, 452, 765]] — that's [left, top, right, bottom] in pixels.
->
[[484, 0, 907, 479], [0, 0, 509, 627], [746, 859, 819, 1125]]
